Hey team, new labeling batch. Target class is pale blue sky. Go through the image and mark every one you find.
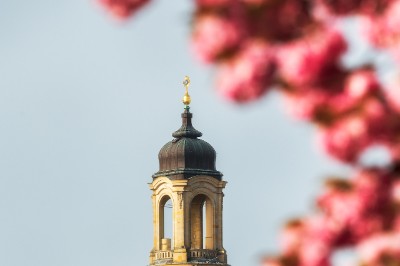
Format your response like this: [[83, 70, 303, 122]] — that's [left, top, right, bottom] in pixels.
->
[[0, 1, 364, 266]]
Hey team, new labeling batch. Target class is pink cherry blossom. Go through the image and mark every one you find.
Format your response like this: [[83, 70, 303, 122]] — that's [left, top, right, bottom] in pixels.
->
[[241, 0, 270, 6], [261, 257, 284, 266], [281, 69, 346, 122], [299, 169, 395, 247], [380, 0, 400, 50], [361, 0, 400, 58], [357, 232, 400, 264], [352, 170, 384, 208], [393, 215, 400, 231], [344, 69, 379, 99], [279, 216, 340, 266], [216, 41, 276, 102], [316, 95, 395, 163], [98, 0, 149, 19], [280, 220, 304, 255], [316, 0, 393, 16], [195, 0, 231, 8], [276, 28, 347, 87], [248, 0, 314, 42], [304, 215, 342, 244], [282, 90, 324, 121], [298, 241, 331, 266], [360, 15, 384, 47], [362, 99, 389, 139], [317, 179, 360, 225], [391, 180, 400, 203], [297, 216, 339, 266], [282, 69, 380, 122], [317, 116, 370, 163], [191, 14, 244, 63], [385, 74, 400, 113], [350, 213, 389, 244]]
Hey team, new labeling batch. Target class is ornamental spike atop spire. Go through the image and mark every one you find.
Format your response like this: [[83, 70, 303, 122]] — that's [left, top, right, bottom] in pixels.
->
[[182, 75, 191, 107], [173, 76, 202, 139]]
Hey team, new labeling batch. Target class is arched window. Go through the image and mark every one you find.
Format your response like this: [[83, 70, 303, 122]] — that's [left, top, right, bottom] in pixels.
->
[[190, 194, 214, 250], [159, 196, 173, 250]]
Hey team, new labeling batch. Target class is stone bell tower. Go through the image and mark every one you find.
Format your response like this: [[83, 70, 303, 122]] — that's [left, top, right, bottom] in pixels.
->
[[149, 77, 229, 266]]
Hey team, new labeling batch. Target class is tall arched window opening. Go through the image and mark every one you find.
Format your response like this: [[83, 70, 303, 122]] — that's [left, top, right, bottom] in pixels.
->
[[159, 196, 173, 250], [190, 194, 214, 250]]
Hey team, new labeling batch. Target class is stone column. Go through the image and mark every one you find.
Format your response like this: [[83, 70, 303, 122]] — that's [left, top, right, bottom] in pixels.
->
[[172, 181, 188, 263], [216, 184, 227, 263], [149, 193, 157, 265]]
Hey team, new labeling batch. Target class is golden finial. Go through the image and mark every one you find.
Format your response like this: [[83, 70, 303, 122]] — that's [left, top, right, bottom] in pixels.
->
[[182, 75, 191, 106]]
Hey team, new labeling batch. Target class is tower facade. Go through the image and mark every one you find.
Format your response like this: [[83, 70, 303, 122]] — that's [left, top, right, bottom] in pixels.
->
[[149, 81, 228, 266]]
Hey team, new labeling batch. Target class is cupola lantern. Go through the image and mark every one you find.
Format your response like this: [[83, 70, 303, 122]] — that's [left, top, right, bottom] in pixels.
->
[[149, 77, 229, 266]]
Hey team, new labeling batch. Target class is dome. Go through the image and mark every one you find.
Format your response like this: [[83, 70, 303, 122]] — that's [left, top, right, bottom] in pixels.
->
[[153, 107, 222, 180]]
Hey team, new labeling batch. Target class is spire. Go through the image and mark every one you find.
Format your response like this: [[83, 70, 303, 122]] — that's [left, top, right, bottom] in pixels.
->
[[172, 76, 202, 139], [172, 107, 202, 139]]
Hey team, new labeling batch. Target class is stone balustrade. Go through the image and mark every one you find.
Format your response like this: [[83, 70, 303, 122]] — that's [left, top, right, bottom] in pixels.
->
[[155, 250, 173, 260], [189, 249, 218, 260], [154, 249, 220, 264]]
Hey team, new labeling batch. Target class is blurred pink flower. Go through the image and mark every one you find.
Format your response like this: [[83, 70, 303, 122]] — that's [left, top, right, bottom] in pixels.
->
[[316, 0, 393, 16], [278, 216, 339, 266], [242, 0, 270, 5], [344, 69, 379, 99], [282, 90, 326, 121], [362, 99, 390, 139], [191, 14, 244, 63], [282, 68, 378, 122], [98, 0, 149, 19], [280, 220, 304, 255], [298, 216, 340, 266], [383, 0, 400, 40], [281, 69, 346, 121], [250, 0, 313, 42], [299, 241, 331, 266], [261, 257, 284, 266], [317, 116, 370, 162], [277, 28, 347, 87], [360, 15, 384, 47], [351, 215, 386, 244], [385, 75, 400, 113], [391, 180, 400, 203], [361, 0, 400, 59], [216, 41, 276, 102], [195, 0, 231, 8], [317, 179, 360, 225], [394, 215, 400, 231], [316, 95, 394, 163], [357, 232, 400, 264], [304, 215, 341, 244], [349, 170, 394, 241], [353, 170, 384, 208]]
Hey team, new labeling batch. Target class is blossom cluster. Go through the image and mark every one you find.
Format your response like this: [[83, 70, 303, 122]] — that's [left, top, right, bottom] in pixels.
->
[[263, 168, 400, 266], [98, 0, 400, 265], [98, 0, 149, 19]]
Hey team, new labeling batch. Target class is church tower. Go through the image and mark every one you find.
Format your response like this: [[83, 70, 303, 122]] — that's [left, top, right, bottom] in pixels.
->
[[149, 77, 229, 266]]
